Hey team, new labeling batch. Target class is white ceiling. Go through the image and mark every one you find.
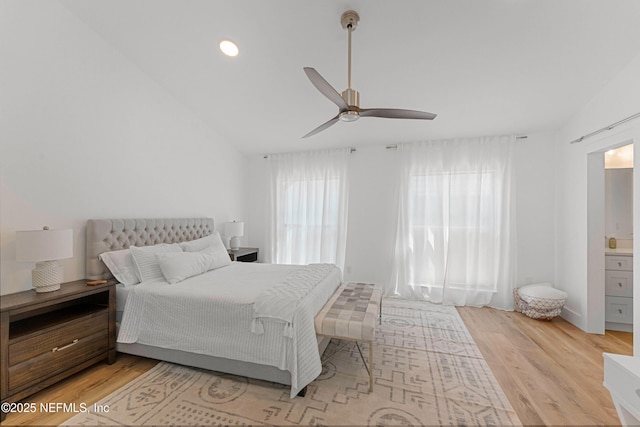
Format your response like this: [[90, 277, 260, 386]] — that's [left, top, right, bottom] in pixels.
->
[[60, 0, 640, 155]]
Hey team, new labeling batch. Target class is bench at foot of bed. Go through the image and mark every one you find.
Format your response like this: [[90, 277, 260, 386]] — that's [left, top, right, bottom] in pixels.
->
[[314, 282, 382, 392]]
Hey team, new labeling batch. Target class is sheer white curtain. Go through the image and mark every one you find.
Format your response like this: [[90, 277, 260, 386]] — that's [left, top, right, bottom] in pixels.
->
[[390, 135, 516, 309], [266, 148, 350, 270]]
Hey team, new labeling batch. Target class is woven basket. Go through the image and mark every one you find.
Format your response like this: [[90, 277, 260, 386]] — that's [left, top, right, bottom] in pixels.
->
[[513, 287, 566, 320]]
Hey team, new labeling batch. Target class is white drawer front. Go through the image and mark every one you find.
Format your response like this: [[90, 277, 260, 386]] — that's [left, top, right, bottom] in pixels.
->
[[605, 296, 633, 324], [605, 255, 633, 271], [605, 270, 634, 297]]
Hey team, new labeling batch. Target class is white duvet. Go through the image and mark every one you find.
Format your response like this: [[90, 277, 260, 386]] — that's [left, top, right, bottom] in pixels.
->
[[117, 262, 341, 397]]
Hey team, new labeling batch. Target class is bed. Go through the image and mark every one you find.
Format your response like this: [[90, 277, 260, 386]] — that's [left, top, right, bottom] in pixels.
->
[[86, 218, 342, 397]]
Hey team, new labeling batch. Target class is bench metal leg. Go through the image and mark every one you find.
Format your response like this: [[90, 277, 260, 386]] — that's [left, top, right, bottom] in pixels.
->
[[321, 339, 352, 364], [369, 341, 374, 391], [354, 341, 374, 392]]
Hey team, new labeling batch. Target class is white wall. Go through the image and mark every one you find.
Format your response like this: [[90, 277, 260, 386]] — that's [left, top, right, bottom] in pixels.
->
[[0, 1, 246, 295], [342, 147, 400, 286], [554, 52, 640, 352], [245, 155, 269, 262], [513, 132, 558, 287], [246, 133, 557, 295]]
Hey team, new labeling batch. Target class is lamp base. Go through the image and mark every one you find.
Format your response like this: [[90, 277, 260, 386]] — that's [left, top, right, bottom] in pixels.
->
[[230, 236, 241, 251], [32, 261, 63, 293]]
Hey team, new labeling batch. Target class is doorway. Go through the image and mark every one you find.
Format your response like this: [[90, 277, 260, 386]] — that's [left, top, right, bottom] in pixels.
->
[[586, 140, 634, 336]]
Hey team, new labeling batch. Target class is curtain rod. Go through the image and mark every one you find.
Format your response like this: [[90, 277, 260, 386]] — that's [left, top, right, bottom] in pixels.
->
[[569, 112, 640, 144], [385, 135, 529, 150], [263, 148, 355, 159]]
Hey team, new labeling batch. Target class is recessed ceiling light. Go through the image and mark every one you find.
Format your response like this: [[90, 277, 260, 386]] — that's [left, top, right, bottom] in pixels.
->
[[219, 39, 239, 57]]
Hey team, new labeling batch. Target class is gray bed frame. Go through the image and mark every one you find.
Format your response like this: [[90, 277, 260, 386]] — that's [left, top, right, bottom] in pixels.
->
[[86, 218, 330, 388]]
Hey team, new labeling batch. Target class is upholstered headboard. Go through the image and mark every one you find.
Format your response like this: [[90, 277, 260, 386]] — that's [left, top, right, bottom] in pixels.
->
[[86, 218, 215, 280]]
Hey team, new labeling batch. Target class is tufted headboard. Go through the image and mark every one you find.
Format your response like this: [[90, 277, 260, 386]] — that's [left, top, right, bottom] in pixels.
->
[[86, 218, 215, 280]]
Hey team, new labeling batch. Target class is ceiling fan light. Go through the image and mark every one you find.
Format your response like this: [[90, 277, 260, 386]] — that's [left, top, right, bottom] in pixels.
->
[[219, 39, 239, 57], [339, 111, 359, 122]]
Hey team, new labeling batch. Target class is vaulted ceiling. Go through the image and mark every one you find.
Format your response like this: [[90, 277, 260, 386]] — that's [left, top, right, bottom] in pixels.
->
[[60, 0, 640, 154]]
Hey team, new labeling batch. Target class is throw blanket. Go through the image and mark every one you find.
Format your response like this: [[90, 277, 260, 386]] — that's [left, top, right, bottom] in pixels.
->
[[252, 264, 335, 337]]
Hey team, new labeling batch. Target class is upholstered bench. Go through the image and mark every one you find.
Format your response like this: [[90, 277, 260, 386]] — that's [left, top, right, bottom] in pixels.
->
[[315, 282, 382, 391]]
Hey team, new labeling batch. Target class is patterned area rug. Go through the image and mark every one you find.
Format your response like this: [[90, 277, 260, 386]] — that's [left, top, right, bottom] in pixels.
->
[[64, 298, 520, 426]]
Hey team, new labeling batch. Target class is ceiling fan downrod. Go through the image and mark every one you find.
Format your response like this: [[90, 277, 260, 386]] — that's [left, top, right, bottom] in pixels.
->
[[340, 10, 360, 121]]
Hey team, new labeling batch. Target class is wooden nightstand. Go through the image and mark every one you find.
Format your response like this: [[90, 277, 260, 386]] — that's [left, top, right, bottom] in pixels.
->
[[0, 280, 116, 421], [228, 247, 259, 262]]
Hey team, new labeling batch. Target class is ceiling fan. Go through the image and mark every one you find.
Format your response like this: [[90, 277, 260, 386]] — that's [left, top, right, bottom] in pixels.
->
[[302, 10, 437, 138]]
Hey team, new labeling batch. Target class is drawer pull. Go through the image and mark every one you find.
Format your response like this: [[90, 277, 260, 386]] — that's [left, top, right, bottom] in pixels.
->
[[618, 283, 623, 287], [618, 262, 622, 267], [618, 309, 623, 314], [52, 339, 79, 353]]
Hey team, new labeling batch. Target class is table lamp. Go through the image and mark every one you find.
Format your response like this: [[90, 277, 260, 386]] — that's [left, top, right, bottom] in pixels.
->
[[224, 221, 244, 250], [16, 226, 73, 292]]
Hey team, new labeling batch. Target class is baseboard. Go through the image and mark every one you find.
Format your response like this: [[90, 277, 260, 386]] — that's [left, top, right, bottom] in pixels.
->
[[605, 321, 633, 333], [561, 306, 586, 331]]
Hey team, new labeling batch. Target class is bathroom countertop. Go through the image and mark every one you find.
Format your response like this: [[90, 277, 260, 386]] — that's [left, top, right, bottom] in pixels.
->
[[605, 247, 633, 256]]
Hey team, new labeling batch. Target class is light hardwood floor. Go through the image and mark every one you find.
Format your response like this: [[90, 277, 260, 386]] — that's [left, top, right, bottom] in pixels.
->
[[1, 308, 633, 426], [1, 354, 157, 426], [458, 306, 632, 426]]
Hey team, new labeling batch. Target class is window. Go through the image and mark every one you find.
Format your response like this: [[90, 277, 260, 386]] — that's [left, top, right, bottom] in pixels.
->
[[391, 136, 516, 309], [407, 171, 498, 292], [267, 149, 350, 269]]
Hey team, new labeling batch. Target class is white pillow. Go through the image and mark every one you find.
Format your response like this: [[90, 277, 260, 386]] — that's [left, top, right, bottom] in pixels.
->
[[201, 240, 232, 270], [179, 232, 222, 252], [157, 251, 216, 284], [99, 248, 139, 286], [130, 243, 182, 282], [181, 232, 231, 269]]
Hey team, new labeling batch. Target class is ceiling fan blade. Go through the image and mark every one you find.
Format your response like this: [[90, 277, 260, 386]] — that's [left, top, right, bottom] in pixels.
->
[[302, 114, 340, 138], [303, 67, 348, 111], [360, 108, 437, 120]]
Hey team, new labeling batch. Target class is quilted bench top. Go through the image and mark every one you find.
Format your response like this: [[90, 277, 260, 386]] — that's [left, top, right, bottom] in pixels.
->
[[315, 282, 381, 341]]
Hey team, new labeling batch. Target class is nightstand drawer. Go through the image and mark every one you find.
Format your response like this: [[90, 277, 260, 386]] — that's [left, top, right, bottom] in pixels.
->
[[9, 310, 108, 366], [8, 330, 108, 393], [605, 255, 633, 271], [605, 270, 633, 297], [605, 296, 633, 324]]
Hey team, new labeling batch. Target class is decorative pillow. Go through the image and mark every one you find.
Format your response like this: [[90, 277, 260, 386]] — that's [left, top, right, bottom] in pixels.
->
[[179, 232, 222, 252], [157, 251, 216, 284], [99, 248, 139, 286], [181, 232, 231, 269], [130, 243, 182, 282], [201, 240, 232, 269]]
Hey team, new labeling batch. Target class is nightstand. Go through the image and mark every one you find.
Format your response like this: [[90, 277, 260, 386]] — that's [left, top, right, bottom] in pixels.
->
[[228, 247, 259, 262], [0, 280, 116, 421]]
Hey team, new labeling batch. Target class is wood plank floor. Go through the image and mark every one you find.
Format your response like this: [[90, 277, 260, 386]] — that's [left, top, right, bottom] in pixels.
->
[[1, 307, 633, 426], [458, 306, 632, 426], [1, 353, 157, 426]]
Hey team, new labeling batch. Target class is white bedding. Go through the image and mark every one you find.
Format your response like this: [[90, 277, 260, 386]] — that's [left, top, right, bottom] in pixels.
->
[[115, 283, 132, 312], [117, 262, 341, 397]]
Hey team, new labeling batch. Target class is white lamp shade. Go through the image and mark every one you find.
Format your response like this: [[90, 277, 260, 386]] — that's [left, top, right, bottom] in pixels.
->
[[224, 221, 244, 237], [16, 228, 73, 262]]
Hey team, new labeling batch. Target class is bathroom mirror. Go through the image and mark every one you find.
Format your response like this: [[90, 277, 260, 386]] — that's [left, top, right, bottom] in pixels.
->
[[605, 168, 633, 240]]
